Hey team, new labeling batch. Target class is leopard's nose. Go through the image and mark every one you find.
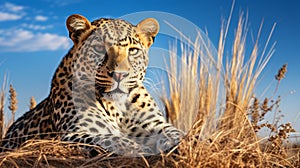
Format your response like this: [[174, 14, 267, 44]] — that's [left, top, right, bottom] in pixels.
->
[[108, 72, 129, 81]]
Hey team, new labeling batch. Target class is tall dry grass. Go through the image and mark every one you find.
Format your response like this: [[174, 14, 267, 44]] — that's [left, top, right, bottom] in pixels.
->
[[0, 85, 5, 140], [0, 75, 8, 139], [0, 14, 299, 167], [162, 14, 275, 134], [161, 13, 298, 167]]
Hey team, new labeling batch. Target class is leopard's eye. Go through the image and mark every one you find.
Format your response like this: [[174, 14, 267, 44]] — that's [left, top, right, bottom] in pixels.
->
[[93, 45, 104, 53], [128, 48, 140, 55]]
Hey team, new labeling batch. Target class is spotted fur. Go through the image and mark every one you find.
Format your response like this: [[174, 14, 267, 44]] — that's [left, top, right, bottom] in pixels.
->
[[1, 14, 184, 155]]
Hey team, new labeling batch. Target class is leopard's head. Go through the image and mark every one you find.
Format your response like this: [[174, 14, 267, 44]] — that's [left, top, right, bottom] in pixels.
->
[[66, 14, 159, 94]]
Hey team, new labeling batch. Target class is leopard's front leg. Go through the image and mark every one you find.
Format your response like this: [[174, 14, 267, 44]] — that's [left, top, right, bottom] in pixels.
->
[[123, 86, 185, 154]]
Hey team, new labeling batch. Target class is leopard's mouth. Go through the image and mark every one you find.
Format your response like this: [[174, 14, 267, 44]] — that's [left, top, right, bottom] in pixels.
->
[[96, 81, 129, 94], [95, 73, 139, 94], [109, 81, 127, 93], [109, 87, 126, 94]]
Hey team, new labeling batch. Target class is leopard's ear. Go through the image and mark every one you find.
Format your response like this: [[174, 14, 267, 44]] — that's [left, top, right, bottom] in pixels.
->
[[136, 18, 159, 47], [66, 14, 91, 44]]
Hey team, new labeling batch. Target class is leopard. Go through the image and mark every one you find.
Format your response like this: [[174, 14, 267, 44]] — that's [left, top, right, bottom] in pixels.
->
[[1, 14, 184, 156]]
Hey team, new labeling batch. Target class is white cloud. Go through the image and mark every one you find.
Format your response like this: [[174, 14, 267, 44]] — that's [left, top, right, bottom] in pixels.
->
[[22, 23, 53, 30], [0, 3, 69, 52], [3, 3, 24, 12], [0, 29, 71, 52], [0, 3, 25, 21], [0, 12, 22, 21], [35, 15, 48, 21]]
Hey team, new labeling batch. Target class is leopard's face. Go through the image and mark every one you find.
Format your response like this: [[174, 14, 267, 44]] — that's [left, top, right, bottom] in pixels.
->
[[67, 15, 159, 94], [90, 22, 150, 94]]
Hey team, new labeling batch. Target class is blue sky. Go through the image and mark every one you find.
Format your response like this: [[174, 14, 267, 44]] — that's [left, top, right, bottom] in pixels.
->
[[0, 0, 299, 134]]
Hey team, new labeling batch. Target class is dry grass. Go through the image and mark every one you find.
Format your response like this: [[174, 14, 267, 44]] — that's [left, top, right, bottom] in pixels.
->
[[0, 13, 299, 167], [0, 85, 5, 139], [0, 75, 8, 139], [161, 12, 299, 167]]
